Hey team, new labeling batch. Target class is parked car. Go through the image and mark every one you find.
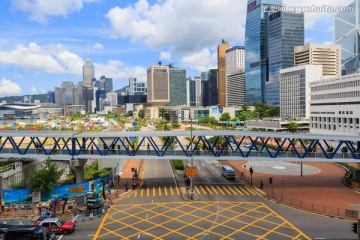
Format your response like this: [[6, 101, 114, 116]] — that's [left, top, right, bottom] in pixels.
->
[[35, 218, 75, 235], [244, 143, 251, 148], [4, 226, 56, 240]]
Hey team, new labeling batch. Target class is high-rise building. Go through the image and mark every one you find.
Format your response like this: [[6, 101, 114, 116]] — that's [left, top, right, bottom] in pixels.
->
[[226, 70, 246, 107], [334, 0, 360, 75], [294, 43, 341, 77], [202, 69, 219, 107], [186, 77, 196, 107], [226, 46, 245, 73], [106, 92, 118, 106], [245, 0, 282, 105], [147, 63, 170, 105], [83, 55, 95, 87], [226, 46, 246, 107], [194, 76, 202, 107], [168, 63, 187, 106], [217, 40, 230, 106], [280, 65, 323, 119], [266, 11, 304, 106]]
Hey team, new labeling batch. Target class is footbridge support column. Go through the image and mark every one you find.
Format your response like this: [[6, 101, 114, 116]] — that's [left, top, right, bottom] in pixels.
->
[[73, 159, 87, 183]]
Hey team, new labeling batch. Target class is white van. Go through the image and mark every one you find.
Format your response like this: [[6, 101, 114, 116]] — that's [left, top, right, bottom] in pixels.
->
[[221, 165, 236, 180]]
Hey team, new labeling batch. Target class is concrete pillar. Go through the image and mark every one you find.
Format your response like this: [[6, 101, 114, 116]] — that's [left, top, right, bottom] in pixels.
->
[[73, 159, 87, 183]]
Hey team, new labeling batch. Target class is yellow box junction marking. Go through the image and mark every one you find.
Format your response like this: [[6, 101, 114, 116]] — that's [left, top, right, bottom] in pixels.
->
[[94, 201, 311, 240]]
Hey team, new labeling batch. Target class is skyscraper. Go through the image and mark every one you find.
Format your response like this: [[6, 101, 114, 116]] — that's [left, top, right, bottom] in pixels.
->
[[147, 63, 170, 105], [217, 39, 230, 106], [83, 55, 95, 87], [334, 0, 360, 75], [266, 11, 304, 106], [168, 63, 187, 106], [245, 0, 282, 105], [226, 46, 246, 107]]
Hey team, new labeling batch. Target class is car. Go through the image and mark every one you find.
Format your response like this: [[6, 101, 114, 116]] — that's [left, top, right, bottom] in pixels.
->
[[35, 218, 75, 235], [244, 143, 251, 148], [4, 226, 56, 240]]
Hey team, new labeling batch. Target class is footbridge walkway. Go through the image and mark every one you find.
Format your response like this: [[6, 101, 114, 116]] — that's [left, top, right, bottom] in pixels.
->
[[0, 130, 359, 162]]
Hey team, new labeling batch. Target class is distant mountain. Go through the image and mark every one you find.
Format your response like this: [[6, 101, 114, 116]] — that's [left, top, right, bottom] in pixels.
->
[[0, 93, 48, 104], [115, 86, 127, 93]]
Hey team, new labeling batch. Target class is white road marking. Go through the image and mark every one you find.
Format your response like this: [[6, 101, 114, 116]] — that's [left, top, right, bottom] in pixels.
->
[[216, 171, 221, 175], [87, 235, 94, 237], [201, 163, 205, 167], [146, 214, 148, 218], [168, 160, 178, 188], [58, 235, 64, 240], [201, 171, 205, 176], [207, 178, 211, 183], [138, 233, 141, 239], [152, 200, 154, 203], [210, 166, 215, 170]]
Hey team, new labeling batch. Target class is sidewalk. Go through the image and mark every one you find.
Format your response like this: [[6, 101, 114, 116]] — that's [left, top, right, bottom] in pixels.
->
[[116, 159, 143, 195], [227, 160, 360, 218]]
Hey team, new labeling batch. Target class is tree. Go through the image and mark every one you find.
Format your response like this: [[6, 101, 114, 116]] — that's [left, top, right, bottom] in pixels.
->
[[163, 112, 171, 121], [127, 111, 133, 117], [287, 121, 299, 133], [159, 107, 166, 118], [266, 107, 280, 117], [254, 102, 271, 119], [27, 158, 63, 194], [241, 103, 249, 111], [219, 112, 231, 121], [138, 109, 145, 119]]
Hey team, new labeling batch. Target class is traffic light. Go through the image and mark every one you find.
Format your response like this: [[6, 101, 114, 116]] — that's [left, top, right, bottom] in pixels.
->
[[249, 167, 253, 175], [352, 222, 358, 234], [269, 177, 273, 184]]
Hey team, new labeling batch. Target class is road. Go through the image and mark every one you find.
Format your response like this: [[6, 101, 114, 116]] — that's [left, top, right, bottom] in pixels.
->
[[65, 134, 358, 239]]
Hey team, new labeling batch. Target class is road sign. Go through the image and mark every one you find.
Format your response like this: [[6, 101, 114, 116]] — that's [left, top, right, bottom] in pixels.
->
[[185, 166, 197, 177], [129, 130, 137, 142], [280, 180, 284, 185], [132, 122, 137, 127]]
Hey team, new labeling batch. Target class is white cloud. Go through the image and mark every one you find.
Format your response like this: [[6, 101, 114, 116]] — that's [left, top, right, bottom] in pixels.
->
[[31, 86, 38, 94], [105, 0, 245, 55], [160, 51, 171, 61], [180, 48, 217, 73], [12, 0, 100, 23], [0, 78, 22, 96], [283, 0, 354, 29], [95, 60, 147, 83], [0, 42, 64, 73], [92, 42, 104, 50], [322, 41, 334, 45]]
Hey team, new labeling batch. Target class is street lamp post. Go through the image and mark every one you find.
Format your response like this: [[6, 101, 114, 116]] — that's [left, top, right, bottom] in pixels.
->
[[190, 119, 194, 199]]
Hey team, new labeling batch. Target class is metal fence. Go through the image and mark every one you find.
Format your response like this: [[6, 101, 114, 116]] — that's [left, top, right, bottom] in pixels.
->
[[264, 189, 359, 220]]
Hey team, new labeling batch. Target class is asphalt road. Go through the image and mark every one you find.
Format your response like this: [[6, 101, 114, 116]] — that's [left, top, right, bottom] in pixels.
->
[[64, 155, 358, 240]]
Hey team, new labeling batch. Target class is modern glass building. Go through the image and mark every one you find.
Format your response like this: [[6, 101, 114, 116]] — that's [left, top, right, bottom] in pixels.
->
[[334, 0, 360, 75], [245, 0, 282, 105], [167, 64, 187, 106], [83, 55, 95, 87], [266, 11, 304, 106]]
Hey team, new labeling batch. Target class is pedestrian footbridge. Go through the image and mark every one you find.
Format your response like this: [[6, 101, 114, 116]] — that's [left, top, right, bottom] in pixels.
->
[[0, 130, 359, 162]]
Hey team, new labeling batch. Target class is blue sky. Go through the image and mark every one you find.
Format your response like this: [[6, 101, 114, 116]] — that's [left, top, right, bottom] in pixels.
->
[[0, 0, 354, 97]]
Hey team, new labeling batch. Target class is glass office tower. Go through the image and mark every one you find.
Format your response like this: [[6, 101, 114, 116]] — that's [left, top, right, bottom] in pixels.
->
[[245, 0, 282, 105], [334, 0, 360, 75], [266, 11, 304, 106]]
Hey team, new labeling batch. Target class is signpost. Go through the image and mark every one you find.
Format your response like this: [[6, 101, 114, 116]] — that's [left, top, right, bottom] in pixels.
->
[[280, 180, 285, 201], [185, 166, 197, 177]]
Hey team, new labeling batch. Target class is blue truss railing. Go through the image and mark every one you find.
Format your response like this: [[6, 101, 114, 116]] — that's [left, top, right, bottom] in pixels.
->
[[0, 130, 359, 162]]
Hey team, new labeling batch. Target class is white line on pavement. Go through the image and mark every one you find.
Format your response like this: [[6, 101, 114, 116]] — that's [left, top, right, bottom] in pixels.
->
[[216, 171, 221, 175], [201, 171, 205, 176], [58, 235, 63, 240], [168, 160, 178, 188], [207, 178, 211, 183], [138, 233, 141, 239], [146, 214, 148, 218]]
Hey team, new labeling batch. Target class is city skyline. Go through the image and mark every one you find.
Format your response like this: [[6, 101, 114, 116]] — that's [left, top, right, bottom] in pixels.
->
[[0, 0, 354, 97]]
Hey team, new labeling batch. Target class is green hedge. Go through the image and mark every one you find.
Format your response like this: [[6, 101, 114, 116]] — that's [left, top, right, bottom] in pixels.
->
[[172, 160, 185, 170]]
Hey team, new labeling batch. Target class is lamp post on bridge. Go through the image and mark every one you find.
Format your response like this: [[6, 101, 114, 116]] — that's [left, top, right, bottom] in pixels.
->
[[190, 119, 194, 200]]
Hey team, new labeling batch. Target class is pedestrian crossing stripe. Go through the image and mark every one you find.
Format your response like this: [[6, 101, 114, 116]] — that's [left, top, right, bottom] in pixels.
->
[[130, 185, 256, 198]]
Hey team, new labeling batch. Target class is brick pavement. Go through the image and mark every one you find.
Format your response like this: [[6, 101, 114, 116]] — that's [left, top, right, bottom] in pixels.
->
[[227, 160, 360, 215]]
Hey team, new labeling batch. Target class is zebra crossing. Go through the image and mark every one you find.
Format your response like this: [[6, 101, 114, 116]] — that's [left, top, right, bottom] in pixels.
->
[[128, 185, 257, 198]]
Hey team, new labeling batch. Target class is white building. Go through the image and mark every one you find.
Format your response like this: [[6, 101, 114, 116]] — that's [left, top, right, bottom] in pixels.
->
[[280, 65, 323, 119], [309, 73, 360, 136], [106, 92, 118, 106], [226, 46, 245, 73], [294, 43, 341, 77], [225, 46, 245, 107]]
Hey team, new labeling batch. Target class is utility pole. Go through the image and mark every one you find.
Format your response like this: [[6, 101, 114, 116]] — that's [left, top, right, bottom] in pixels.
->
[[190, 119, 194, 200]]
